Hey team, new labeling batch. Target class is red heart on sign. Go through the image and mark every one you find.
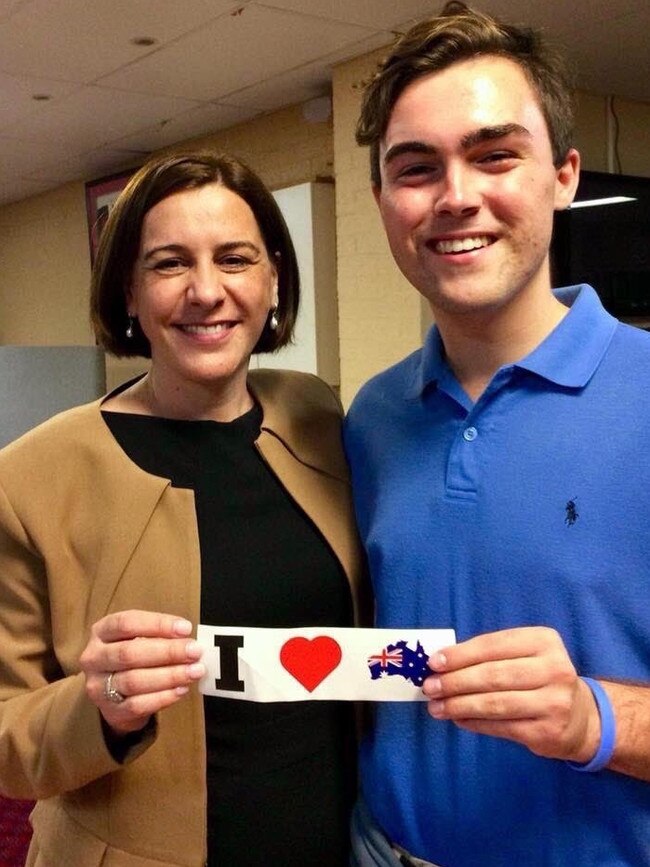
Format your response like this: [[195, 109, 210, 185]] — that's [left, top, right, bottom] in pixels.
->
[[279, 636, 342, 692]]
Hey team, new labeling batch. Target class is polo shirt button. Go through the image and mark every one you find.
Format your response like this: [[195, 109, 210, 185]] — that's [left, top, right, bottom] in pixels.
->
[[463, 426, 478, 441]]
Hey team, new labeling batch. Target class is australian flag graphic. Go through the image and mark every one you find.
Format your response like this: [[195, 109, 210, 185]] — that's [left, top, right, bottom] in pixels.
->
[[367, 640, 430, 687]]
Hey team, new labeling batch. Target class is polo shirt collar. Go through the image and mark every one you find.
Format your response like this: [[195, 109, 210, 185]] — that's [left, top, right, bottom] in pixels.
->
[[407, 284, 618, 398], [405, 319, 452, 400], [515, 285, 618, 387]]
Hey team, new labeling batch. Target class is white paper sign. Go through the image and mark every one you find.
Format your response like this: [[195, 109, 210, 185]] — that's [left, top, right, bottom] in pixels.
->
[[196, 625, 455, 702]]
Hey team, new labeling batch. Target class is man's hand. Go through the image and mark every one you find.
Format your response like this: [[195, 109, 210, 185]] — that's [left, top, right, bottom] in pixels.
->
[[423, 626, 601, 763]]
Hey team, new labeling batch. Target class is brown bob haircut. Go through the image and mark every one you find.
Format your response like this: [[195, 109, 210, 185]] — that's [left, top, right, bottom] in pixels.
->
[[356, 0, 575, 187], [90, 150, 300, 358]]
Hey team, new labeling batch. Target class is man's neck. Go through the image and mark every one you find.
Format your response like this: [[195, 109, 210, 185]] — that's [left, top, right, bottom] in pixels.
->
[[434, 289, 569, 403]]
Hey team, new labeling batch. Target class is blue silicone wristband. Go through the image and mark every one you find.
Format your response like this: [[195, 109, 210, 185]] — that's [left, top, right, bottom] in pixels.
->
[[567, 677, 616, 773]]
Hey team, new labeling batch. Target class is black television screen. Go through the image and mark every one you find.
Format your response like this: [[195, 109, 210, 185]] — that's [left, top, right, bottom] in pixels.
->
[[551, 170, 650, 323]]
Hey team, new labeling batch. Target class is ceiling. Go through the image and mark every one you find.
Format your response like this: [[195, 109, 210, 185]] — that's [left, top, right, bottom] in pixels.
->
[[1, 0, 648, 207]]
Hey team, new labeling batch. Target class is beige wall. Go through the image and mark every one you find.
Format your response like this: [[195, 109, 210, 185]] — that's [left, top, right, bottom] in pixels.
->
[[0, 181, 93, 346], [0, 44, 649, 404], [573, 92, 650, 176], [333, 51, 423, 408], [613, 98, 650, 177], [184, 102, 334, 191]]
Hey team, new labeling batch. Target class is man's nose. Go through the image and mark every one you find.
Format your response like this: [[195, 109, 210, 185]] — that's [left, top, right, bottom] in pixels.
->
[[434, 165, 481, 217]]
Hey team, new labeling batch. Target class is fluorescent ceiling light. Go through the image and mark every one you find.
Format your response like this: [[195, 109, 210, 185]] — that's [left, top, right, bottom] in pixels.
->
[[569, 196, 637, 209]]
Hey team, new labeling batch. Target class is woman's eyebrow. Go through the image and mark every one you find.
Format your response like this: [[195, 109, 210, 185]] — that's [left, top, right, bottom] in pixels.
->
[[142, 240, 261, 261]]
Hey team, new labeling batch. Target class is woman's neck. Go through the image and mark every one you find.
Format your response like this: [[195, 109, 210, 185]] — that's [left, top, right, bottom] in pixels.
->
[[104, 369, 254, 422]]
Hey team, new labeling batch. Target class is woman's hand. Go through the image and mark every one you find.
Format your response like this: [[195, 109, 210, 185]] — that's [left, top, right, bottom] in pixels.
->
[[79, 610, 206, 736]]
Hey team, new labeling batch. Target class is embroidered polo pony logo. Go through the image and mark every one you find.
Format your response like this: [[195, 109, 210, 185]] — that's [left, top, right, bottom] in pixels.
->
[[565, 497, 579, 526]]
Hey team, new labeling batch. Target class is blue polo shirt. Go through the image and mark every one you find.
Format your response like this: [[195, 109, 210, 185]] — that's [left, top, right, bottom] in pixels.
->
[[345, 286, 650, 866]]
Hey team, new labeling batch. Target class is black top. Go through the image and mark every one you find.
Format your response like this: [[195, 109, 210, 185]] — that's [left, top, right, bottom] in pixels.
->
[[102, 405, 355, 866]]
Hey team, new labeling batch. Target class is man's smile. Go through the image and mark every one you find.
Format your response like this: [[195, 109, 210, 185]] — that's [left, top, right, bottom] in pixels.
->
[[432, 234, 495, 254]]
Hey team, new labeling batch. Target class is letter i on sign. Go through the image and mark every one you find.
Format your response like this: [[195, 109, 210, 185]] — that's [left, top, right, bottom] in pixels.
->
[[213, 634, 245, 692]]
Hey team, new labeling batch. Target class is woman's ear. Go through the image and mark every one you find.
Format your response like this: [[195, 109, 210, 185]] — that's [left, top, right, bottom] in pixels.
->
[[272, 252, 280, 306], [125, 285, 136, 317]]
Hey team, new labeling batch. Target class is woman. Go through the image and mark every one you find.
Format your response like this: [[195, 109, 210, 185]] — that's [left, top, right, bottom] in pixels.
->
[[0, 152, 368, 866]]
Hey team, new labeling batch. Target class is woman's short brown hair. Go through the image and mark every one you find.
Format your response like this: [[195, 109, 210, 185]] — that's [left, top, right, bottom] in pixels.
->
[[357, 1, 576, 186], [90, 151, 300, 357]]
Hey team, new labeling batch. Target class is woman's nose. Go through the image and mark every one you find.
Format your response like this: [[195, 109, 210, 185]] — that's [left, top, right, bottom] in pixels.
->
[[186, 265, 226, 305]]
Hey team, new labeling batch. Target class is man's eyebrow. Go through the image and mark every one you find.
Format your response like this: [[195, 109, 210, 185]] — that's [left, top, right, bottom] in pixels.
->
[[382, 141, 437, 167], [460, 123, 532, 149], [382, 124, 532, 168]]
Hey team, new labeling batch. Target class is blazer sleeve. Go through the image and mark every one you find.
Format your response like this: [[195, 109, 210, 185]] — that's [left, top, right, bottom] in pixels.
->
[[0, 481, 152, 800]]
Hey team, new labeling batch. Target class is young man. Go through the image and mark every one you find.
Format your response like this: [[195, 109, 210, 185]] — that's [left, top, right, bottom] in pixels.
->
[[345, 3, 650, 865]]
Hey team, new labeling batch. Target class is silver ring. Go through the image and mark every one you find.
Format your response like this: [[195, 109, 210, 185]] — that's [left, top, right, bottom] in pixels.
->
[[104, 672, 125, 704]]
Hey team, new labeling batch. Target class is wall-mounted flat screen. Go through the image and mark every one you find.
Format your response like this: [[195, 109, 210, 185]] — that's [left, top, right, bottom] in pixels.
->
[[552, 170, 650, 323]]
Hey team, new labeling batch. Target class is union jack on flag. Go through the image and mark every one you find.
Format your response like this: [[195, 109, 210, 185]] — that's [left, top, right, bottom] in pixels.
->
[[367, 640, 431, 686], [368, 647, 403, 669]]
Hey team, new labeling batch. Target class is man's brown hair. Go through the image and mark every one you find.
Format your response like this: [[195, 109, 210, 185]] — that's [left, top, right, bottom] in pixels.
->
[[356, 1, 575, 186]]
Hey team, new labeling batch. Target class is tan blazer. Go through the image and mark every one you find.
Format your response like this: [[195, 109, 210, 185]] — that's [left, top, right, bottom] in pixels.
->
[[0, 369, 369, 867]]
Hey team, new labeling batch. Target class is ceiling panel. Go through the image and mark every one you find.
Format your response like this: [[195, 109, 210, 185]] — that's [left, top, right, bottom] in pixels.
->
[[219, 64, 330, 113], [0, 72, 80, 126], [0, 0, 247, 82], [111, 102, 255, 154], [569, 7, 650, 101], [458, 0, 646, 30], [256, 0, 440, 30], [0, 0, 29, 18], [23, 148, 143, 184], [219, 31, 391, 111], [97, 3, 375, 101], [3, 86, 199, 152], [0, 135, 73, 174]]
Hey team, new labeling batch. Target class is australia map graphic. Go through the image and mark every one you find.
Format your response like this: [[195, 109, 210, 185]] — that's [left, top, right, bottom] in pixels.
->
[[367, 640, 430, 687]]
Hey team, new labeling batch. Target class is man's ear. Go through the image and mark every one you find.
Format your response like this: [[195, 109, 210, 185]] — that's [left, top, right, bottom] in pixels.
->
[[372, 182, 382, 207], [554, 148, 580, 211]]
